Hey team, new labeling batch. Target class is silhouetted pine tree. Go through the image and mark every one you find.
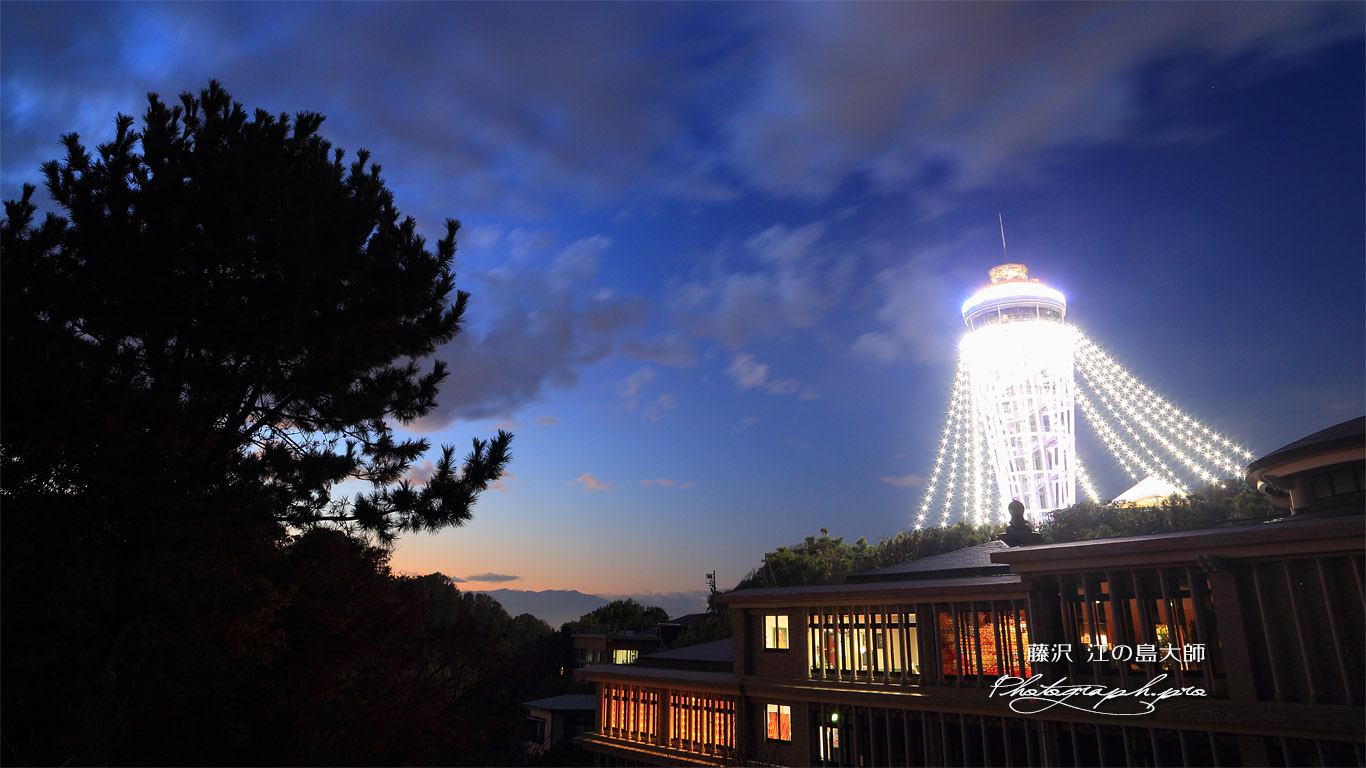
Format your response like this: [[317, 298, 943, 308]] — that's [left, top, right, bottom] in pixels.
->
[[2, 80, 510, 541], [1, 81, 512, 764]]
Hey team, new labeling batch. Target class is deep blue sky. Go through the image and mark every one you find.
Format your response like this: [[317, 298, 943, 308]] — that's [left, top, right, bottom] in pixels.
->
[[3, 2, 1362, 601]]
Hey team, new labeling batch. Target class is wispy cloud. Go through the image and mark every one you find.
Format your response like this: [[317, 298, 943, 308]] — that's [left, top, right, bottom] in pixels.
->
[[850, 235, 982, 364], [404, 460, 438, 486], [643, 393, 678, 422], [3, 4, 1353, 220], [571, 472, 611, 492], [618, 366, 657, 410], [734, 416, 760, 432], [721, 5, 1358, 203], [622, 333, 699, 367], [416, 232, 645, 427], [618, 368, 678, 421], [489, 472, 521, 493], [641, 477, 696, 488], [465, 572, 522, 583], [536, 416, 559, 426], [726, 354, 818, 400], [880, 474, 926, 488], [671, 222, 853, 350]]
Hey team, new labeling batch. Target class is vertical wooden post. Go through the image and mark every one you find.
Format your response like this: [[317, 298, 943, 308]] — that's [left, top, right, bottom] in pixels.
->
[[1315, 558, 1354, 702], [980, 713, 992, 767], [1157, 569, 1184, 687], [1069, 722, 1081, 768], [1184, 567, 1216, 695], [1107, 571, 1130, 689], [835, 607, 845, 682], [1282, 559, 1319, 703], [971, 601, 983, 685], [1250, 563, 1284, 701], [1082, 575, 1103, 683]]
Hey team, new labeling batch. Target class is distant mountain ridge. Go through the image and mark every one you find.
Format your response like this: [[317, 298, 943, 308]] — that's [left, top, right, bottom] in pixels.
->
[[475, 589, 609, 628], [475, 588, 709, 628]]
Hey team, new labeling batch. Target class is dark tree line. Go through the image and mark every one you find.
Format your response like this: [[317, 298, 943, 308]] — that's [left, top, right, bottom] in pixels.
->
[[1, 82, 529, 764], [560, 599, 669, 634]]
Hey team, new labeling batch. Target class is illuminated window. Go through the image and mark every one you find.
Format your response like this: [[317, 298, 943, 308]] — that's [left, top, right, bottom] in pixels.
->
[[601, 683, 658, 744], [819, 725, 840, 759], [765, 704, 791, 741], [765, 615, 789, 650], [612, 649, 639, 664], [938, 603, 1031, 678], [668, 691, 735, 755], [806, 608, 919, 679]]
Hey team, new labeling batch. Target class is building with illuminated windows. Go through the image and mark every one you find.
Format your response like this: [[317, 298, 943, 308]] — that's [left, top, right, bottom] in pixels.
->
[[572, 627, 662, 669], [577, 420, 1365, 767]]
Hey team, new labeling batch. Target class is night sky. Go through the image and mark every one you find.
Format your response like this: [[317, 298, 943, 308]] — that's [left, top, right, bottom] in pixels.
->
[[3, 2, 1362, 606]]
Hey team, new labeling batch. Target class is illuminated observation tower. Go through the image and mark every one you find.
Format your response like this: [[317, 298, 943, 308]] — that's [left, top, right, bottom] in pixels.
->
[[916, 263, 1252, 530], [961, 264, 1076, 521]]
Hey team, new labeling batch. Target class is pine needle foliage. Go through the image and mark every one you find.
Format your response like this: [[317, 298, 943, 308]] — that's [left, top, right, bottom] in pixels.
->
[[1, 80, 510, 541]]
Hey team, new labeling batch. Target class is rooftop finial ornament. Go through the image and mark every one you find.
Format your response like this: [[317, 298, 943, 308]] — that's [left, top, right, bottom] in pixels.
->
[[999, 500, 1043, 547], [987, 262, 1030, 283]]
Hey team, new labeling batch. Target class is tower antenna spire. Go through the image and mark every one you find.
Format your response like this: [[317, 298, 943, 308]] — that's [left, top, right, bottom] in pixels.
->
[[998, 213, 1008, 261]]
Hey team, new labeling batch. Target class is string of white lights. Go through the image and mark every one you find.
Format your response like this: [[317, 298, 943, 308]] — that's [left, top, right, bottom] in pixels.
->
[[917, 360, 971, 530], [929, 362, 1007, 528], [1075, 334, 1251, 473], [976, 393, 1001, 525], [1073, 455, 1101, 504], [964, 388, 1001, 526], [1075, 349, 1197, 489], [1075, 379, 1152, 481], [1075, 344, 1209, 478], [970, 392, 989, 525], [966, 383, 977, 526], [1076, 339, 1248, 486], [1075, 378, 1188, 493], [944, 361, 972, 527]]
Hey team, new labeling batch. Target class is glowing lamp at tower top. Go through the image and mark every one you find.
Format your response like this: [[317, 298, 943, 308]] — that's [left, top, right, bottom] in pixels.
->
[[961, 263, 1067, 330]]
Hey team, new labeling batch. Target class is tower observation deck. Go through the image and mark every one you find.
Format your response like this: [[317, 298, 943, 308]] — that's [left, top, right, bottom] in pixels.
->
[[960, 264, 1077, 521]]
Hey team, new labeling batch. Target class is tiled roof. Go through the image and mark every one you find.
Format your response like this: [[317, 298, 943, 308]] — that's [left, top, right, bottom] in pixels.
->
[[992, 511, 1361, 567], [663, 612, 711, 626], [1245, 415, 1364, 476], [641, 637, 733, 664], [522, 693, 597, 711], [579, 663, 738, 690], [717, 573, 1025, 605], [845, 540, 1011, 583]]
